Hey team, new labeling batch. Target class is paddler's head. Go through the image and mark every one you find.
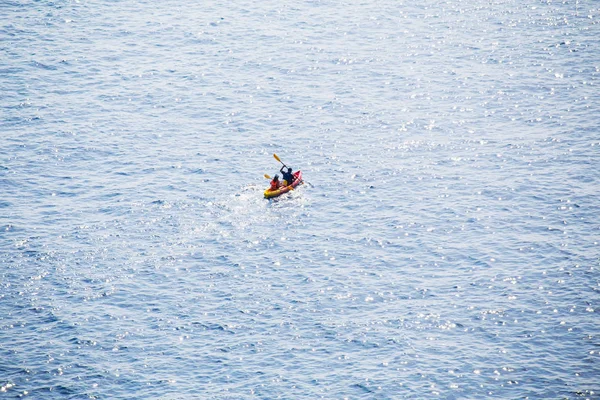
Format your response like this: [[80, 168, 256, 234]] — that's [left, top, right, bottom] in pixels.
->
[[287, 167, 292, 173], [274, 174, 279, 180]]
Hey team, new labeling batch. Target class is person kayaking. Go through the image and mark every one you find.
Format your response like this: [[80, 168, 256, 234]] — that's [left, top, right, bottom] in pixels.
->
[[281, 166, 294, 187], [270, 174, 281, 190], [264, 154, 304, 198]]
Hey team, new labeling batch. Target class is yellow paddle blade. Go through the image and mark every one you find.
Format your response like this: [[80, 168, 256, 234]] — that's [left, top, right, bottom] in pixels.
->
[[273, 153, 282, 163], [264, 174, 271, 179]]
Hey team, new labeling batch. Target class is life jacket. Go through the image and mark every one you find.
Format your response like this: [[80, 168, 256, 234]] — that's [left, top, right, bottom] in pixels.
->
[[270, 179, 279, 190]]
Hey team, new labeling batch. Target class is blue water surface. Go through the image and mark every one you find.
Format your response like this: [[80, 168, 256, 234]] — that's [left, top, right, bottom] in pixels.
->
[[1, 0, 599, 398]]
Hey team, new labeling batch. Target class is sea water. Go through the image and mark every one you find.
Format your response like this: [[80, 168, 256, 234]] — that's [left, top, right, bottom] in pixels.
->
[[1, 0, 599, 398]]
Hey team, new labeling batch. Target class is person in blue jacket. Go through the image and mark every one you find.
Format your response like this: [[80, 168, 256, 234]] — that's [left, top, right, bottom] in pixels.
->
[[280, 166, 294, 187]]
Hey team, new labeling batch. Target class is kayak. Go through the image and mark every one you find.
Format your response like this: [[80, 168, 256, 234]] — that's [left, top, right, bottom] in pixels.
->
[[264, 170, 303, 199]]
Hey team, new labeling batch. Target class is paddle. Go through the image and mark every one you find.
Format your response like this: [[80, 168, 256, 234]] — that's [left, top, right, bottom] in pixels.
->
[[273, 153, 286, 167]]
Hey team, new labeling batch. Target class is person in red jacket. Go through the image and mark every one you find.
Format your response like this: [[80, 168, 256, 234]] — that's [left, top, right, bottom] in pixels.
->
[[270, 175, 281, 190]]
